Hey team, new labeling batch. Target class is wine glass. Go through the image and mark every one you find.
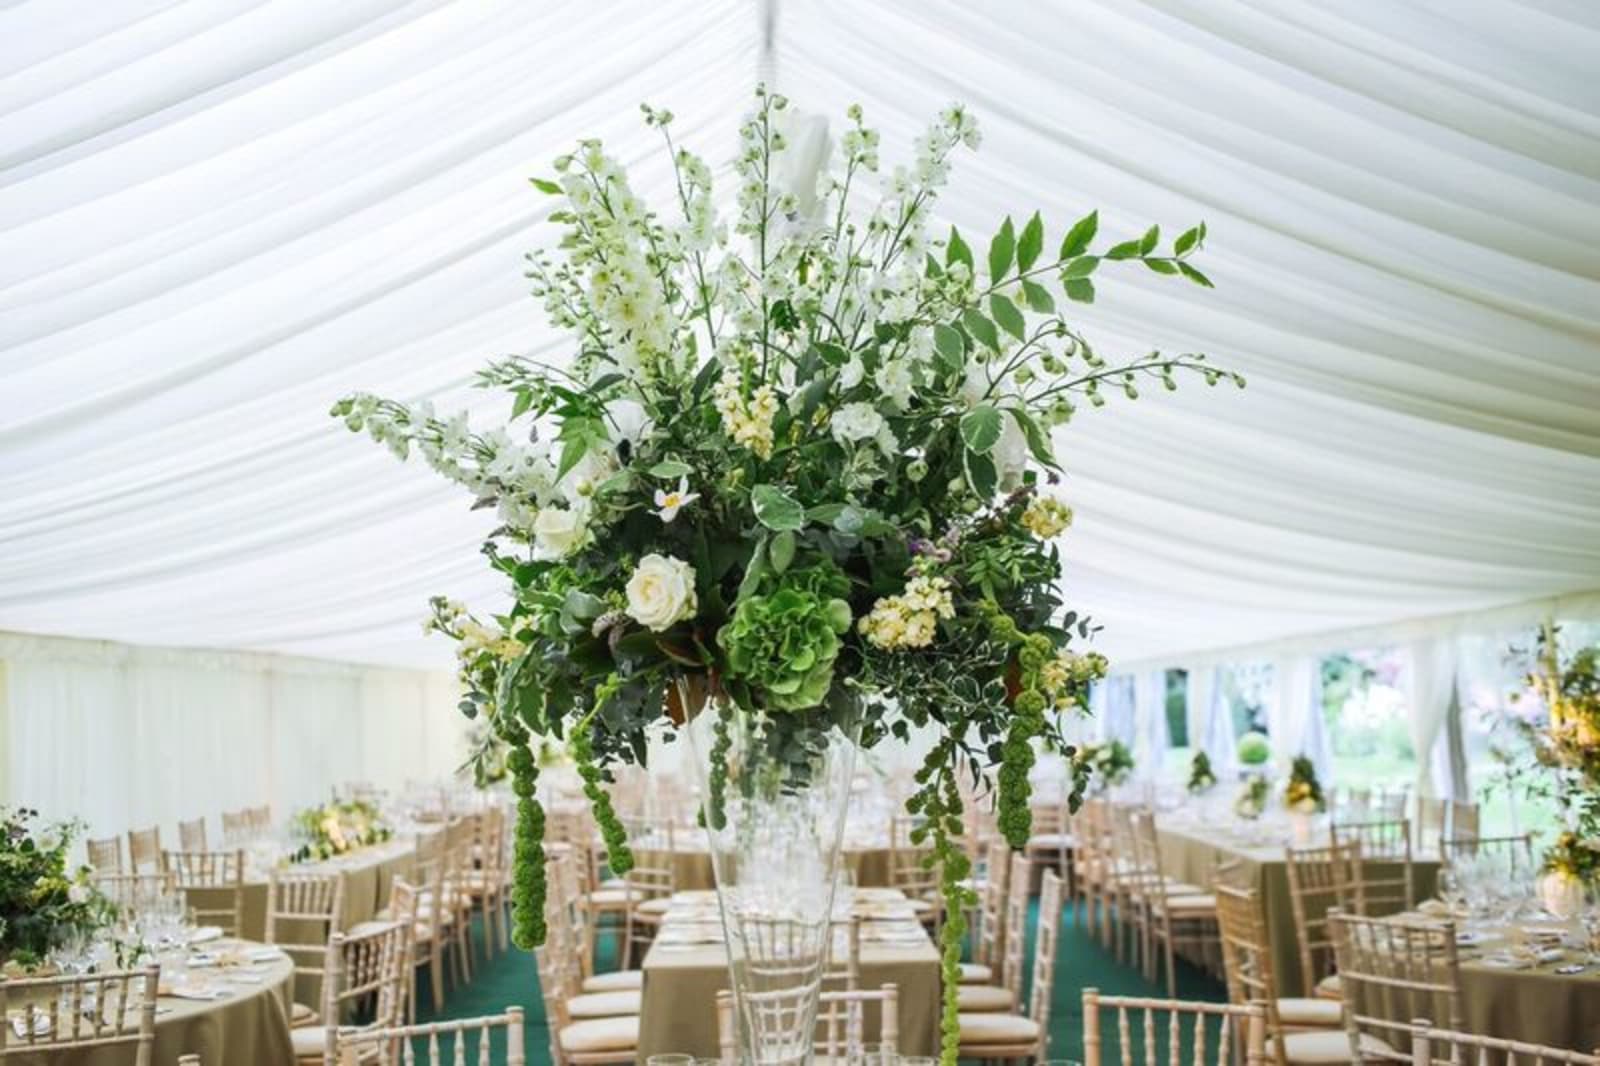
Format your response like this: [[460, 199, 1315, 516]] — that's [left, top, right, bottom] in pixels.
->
[[1582, 880, 1600, 964], [1436, 865, 1467, 915]]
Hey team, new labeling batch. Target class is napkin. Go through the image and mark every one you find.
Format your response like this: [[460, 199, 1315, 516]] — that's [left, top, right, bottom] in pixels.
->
[[189, 926, 224, 945], [247, 949, 286, 963], [10, 1013, 50, 1038]]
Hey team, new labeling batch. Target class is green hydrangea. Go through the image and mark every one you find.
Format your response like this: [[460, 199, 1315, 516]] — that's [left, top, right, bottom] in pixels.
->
[[720, 573, 852, 711], [1237, 730, 1271, 766]]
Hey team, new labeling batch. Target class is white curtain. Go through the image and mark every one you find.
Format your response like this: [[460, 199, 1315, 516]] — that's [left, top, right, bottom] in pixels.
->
[[1268, 656, 1333, 783], [1185, 667, 1238, 777], [1097, 676, 1138, 748], [0, 632, 463, 841], [1132, 670, 1171, 780], [1405, 637, 1462, 797]]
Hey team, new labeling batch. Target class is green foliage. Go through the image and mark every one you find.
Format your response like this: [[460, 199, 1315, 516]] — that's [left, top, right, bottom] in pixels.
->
[[1237, 730, 1271, 766], [719, 566, 853, 712], [1186, 750, 1217, 794], [0, 809, 112, 967]]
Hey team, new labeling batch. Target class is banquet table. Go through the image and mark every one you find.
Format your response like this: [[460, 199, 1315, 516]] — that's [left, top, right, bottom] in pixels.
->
[[1380, 905, 1600, 1052], [635, 888, 941, 1060], [7, 938, 295, 1066], [1155, 817, 1440, 996], [634, 843, 894, 892]]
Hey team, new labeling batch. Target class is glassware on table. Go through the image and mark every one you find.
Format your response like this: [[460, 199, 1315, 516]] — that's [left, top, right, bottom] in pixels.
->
[[1435, 866, 1467, 914], [647, 1055, 694, 1066], [1582, 881, 1600, 964], [852, 1045, 896, 1066]]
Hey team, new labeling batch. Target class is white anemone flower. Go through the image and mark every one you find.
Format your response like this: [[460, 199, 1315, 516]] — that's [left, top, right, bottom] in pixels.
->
[[653, 477, 700, 523]]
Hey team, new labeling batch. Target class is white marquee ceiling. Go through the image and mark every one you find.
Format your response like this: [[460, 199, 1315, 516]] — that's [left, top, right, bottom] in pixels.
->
[[2, 0, 1597, 670]]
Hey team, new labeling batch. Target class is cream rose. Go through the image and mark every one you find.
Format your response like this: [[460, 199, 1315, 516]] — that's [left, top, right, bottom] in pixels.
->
[[532, 505, 587, 560], [625, 554, 698, 632]]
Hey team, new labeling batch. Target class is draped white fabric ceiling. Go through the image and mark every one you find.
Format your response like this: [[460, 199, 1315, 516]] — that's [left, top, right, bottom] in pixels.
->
[[3, 0, 1598, 670]]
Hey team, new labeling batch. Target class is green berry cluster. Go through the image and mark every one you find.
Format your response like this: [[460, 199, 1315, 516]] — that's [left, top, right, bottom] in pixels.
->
[[704, 699, 734, 831], [571, 712, 633, 877], [908, 740, 978, 1066], [986, 604, 1050, 848], [499, 715, 547, 949]]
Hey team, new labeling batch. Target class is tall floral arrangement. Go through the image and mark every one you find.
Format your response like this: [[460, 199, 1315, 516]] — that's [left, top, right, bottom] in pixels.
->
[[333, 90, 1236, 1058], [0, 808, 109, 969], [289, 800, 392, 863], [1283, 754, 1325, 813]]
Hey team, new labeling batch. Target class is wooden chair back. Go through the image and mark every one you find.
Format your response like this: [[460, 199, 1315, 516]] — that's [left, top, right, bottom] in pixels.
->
[[1026, 869, 1066, 1055], [177, 818, 207, 853], [999, 853, 1033, 1001], [1330, 819, 1415, 915], [245, 806, 272, 837], [320, 921, 414, 1056], [1409, 1020, 1600, 1066], [330, 1007, 526, 1066], [824, 915, 862, 991], [1285, 839, 1364, 995], [1328, 910, 1462, 1052], [1081, 989, 1266, 1066], [1214, 883, 1293, 1066], [976, 842, 1013, 972], [0, 966, 159, 1066], [265, 869, 347, 998], [126, 826, 161, 873], [1439, 833, 1536, 874], [161, 849, 246, 934], [716, 984, 898, 1065], [221, 809, 251, 845], [86, 836, 124, 874], [92, 872, 178, 917]]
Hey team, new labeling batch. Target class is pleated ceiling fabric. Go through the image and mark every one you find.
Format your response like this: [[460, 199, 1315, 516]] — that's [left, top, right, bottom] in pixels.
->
[[2, 0, 1597, 669]]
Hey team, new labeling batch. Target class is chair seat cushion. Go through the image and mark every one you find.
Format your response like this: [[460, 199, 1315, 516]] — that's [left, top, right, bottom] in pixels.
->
[[1157, 892, 1217, 914], [599, 876, 627, 891], [634, 897, 674, 915], [560, 1015, 640, 1053], [957, 962, 993, 984], [1276, 997, 1342, 1028], [582, 969, 644, 992], [955, 984, 1014, 1011], [1267, 1030, 1395, 1064], [291, 1025, 327, 1058], [290, 1001, 319, 1027], [1316, 973, 1342, 1000], [1027, 832, 1076, 849], [957, 1012, 1039, 1044], [586, 888, 631, 906], [567, 990, 643, 1018]]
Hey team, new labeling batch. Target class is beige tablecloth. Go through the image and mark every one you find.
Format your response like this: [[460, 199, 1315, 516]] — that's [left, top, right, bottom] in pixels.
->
[[636, 893, 941, 1059], [10, 940, 295, 1066], [1155, 821, 1439, 996]]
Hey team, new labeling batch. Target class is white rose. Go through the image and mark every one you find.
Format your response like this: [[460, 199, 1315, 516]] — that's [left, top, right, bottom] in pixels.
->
[[532, 505, 587, 560], [830, 402, 885, 444], [625, 554, 698, 632], [68, 882, 91, 905]]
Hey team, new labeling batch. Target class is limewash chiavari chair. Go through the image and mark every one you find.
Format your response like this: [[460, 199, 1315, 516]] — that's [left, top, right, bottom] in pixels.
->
[[960, 841, 1013, 984], [330, 1007, 526, 1066], [126, 826, 161, 873], [956, 853, 1030, 1012], [1131, 810, 1219, 995], [1445, 802, 1479, 846], [956, 868, 1065, 1061], [265, 869, 347, 1027], [451, 807, 509, 959], [1213, 884, 1341, 1066], [534, 946, 639, 1066], [1409, 1021, 1600, 1066], [0, 965, 160, 1066], [1076, 798, 1119, 943], [617, 815, 677, 967], [246, 805, 273, 838], [292, 920, 414, 1065], [1327, 909, 1463, 1063], [550, 850, 641, 994], [1331, 818, 1415, 915], [440, 819, 477, 983], [533, 857, 639, 1022], [1025, 784, 1074, 883], [822, 915, 863, 993], [888, 815, 943, 931], [1439, 833, 1537, 873], [1415, 797, 1446, 852], [86, 835, 124, 874], [1081, 989, 1267, 1066], [92, 872, 177, 918], [716, 984, 899, 1065], [410, 829, 468, 1011], [162, 849, 246, 935], [1285, 839, 1365, 1000], [221, 808, 252, 845], [177, 817, 207, 852]]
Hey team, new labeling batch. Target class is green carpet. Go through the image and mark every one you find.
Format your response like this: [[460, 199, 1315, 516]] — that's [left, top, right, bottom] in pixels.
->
[[416, 902, 1227, 1064]]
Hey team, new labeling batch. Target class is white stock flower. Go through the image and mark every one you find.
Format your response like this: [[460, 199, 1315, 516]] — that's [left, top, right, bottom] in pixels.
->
[[531, 505, 588, 560], [875, 360, 915, 409], [68, 882, 92, 905], [625, 554, 698, 631], [653, 477, 700, 523], [830, 402, 885, 444], [839, 357, 866, 390]]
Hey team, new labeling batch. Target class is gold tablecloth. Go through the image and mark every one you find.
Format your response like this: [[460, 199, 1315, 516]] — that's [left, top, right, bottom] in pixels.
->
[[1155, 821, 1439, 996], [635, 893, 941, 1059], [634, 845, 894, 892], [9, 941, 295, 1066]]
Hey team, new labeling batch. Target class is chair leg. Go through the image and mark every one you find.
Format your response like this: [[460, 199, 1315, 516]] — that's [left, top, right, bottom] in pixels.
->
[[430, 943, 445, 1011]]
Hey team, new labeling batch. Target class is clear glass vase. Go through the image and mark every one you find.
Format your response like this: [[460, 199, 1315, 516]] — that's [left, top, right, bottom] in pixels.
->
[[679, 678, 859, 1066]]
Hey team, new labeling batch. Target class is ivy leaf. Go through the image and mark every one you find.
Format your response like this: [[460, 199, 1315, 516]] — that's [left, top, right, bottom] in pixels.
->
[[946, 226, 973, 271], [1007, 408, 1059, 469], [648, 460, 693, 478], [1064, 278, 1096, 304], [769, 530, 796, 574], [1144, 258, 1179, 275], [751, 484, 805, 531], [961, 308, 1000, 352], [1104, 239, 1142, 261], [1138, 224, 1160, 255], [815, 341, 851, 367], [736, 535, 768, 601], [988, 216, 1016, 283], [1178, 262, 1214, 288], [960, 405, 1004, 455], [529, 177, 563, 195], [1021, 280, 1056, 313], [963, 448, 998, 500], [1059, 210, 1098, 259], [1175, 222, 1205, 257], [1017, 211, 1045, 272], [989, 293, 1027, 342], [933, 323, 966, 373]]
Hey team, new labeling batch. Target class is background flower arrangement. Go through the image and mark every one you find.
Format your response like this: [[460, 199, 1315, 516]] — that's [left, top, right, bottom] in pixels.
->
[[0, 807, 110, 969], [289, 800, 392, 863], [1186, 750, 1217, 794], [333, 88, 1235, 1058], [1283, 754, 1324, 813], [1077, 739, 1136, 794]]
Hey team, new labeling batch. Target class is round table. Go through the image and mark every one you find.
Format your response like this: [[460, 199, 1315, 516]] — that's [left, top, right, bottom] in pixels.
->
[[9, 939, 295, 1066]]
